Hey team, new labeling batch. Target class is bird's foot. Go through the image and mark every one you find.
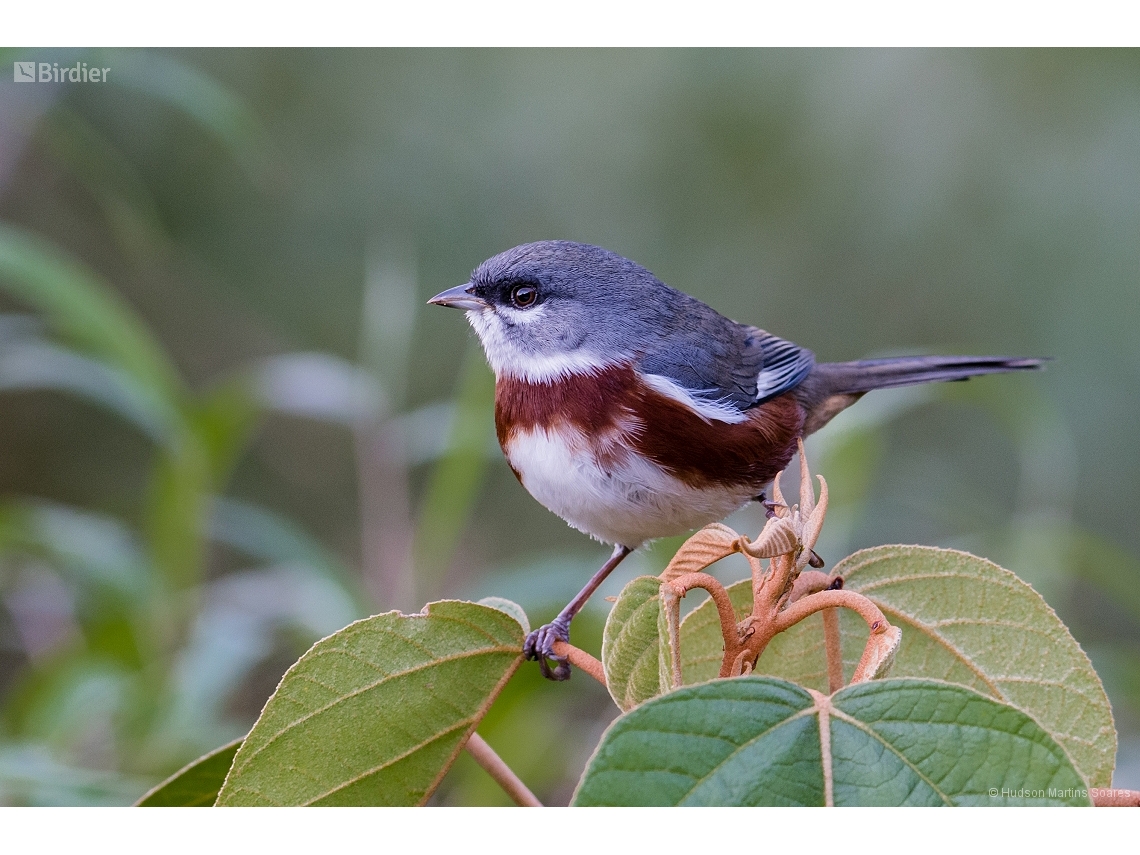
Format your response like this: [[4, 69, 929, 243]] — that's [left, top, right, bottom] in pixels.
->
[[523, 616, 573, 681], [756, 492, 787, 520]]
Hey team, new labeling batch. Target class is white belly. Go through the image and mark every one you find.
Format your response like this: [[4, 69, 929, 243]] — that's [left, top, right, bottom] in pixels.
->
[[504, 426, 754, 547]]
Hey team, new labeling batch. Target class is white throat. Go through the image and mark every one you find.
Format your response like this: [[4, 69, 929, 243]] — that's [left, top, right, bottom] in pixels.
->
[[466, 307, 614, 383]]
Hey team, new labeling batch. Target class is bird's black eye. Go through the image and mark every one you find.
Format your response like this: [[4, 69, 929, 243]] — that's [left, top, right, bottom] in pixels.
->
[[510, 284, 539, 308]]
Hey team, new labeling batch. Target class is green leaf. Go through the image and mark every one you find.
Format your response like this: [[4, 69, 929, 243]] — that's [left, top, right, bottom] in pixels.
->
[[476, 597, 530, 634], [0, 223, 183, 406], [573, 677, 1091, 806], [0, 337, 179, 443], [254, 352, 383, 426], [0, 743, 152, 806], [145, 443, 212, 592], [0, 499, 150, 601], [147, 380, 262, 593], [215, 600, 524, 806], [135, 739, 242, 806], [602, 576, 667, 711], [676, 546, 1116, 789], [190, 378, 264, 488]]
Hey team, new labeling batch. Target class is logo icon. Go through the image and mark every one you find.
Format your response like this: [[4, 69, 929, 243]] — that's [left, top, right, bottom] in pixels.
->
[[13, 62, 36, 83]]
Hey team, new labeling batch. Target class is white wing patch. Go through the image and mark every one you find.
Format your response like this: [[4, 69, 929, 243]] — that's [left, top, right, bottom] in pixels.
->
[[755, 334, 815, 403], [640, 373, 749, 424]]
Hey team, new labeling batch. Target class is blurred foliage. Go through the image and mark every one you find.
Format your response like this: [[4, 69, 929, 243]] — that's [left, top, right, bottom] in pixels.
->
[[0, 48, 1138, 804]]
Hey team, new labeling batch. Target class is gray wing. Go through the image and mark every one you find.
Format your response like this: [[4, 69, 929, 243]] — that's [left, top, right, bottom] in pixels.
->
[[638, 322, 815, 412], [749, 328, 816, 403]]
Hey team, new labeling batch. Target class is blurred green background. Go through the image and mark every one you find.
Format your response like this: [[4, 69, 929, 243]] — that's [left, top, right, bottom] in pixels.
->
[[0, 48, 1137, 805]]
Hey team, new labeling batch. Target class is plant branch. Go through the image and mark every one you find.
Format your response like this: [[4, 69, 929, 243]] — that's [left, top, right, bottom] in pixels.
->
[[1092, 788, 1140, 807], [552, 640, 606, 686], [663, 571, 744, 685], [789, 569, 832, 604], [664, 572, 740, 652], [773, 589, 887, 635], [464, 732, 542, 807], [823, 607, 844, 693]]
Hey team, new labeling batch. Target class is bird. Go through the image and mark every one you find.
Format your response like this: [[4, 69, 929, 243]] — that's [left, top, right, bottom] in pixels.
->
[[429, 240, 1042, 680]]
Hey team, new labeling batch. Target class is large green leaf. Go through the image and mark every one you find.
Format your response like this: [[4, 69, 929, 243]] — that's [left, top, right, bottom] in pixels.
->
[[573, 677, 1091, 806], [135, 739, 242, 807], [215, 600, 524, 806], [677, 546, 1116, 788], [601, 576, 667, 711]]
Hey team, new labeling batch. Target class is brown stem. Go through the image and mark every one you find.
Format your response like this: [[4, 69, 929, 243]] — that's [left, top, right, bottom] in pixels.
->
[[774, 589, 887, 636], [822, 608, 844, 693], [749, 553, 768, 603], [665, 572, 739, 646], [808, 690, 835, 806], [789, 570, 832, 604], [551, 640, 606, 686], [663, 572, 745, 678], [1092, 788, 1140, 807], [464, 732, 542, 807], [660, 587, 684, 689], [741, 586, 889, 683]]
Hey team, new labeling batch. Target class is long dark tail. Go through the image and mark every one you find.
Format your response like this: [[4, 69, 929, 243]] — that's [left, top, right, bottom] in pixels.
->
[[797, 355, 1046, 435]]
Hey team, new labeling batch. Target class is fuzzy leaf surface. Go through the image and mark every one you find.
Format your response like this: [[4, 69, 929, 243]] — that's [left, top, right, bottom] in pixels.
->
[[678, 546, 1115, 788], [215, 600, 524, 806], [136, 739, 242, 806], [573, 677, 1091, 806], [602, 576, 666, 711]]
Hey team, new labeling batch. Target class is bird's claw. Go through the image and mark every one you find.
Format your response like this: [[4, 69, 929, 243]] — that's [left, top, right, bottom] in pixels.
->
[[757, 492, 787, 520], [524, 617, 572, 681]]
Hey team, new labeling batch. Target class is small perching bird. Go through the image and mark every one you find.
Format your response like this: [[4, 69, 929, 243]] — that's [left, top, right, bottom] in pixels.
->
[[430, 241, 1042, 680]]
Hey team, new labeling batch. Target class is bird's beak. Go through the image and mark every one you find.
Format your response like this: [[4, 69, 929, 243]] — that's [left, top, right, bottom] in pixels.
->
[[428, 283, 489, 311]]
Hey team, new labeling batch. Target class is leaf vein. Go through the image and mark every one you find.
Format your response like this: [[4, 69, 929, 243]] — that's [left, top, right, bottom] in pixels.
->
[[232, 645, 517, 773], [677, 708, 818, 801], [301, 719, 473, 804], [828, 709, 953, 805]]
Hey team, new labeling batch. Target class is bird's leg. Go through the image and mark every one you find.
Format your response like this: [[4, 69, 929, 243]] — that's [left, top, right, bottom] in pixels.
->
[[524, 544, 632, 681]]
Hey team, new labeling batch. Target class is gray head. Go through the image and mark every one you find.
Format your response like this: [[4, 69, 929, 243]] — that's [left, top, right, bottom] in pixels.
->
[[429, 241, 718, 382]]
